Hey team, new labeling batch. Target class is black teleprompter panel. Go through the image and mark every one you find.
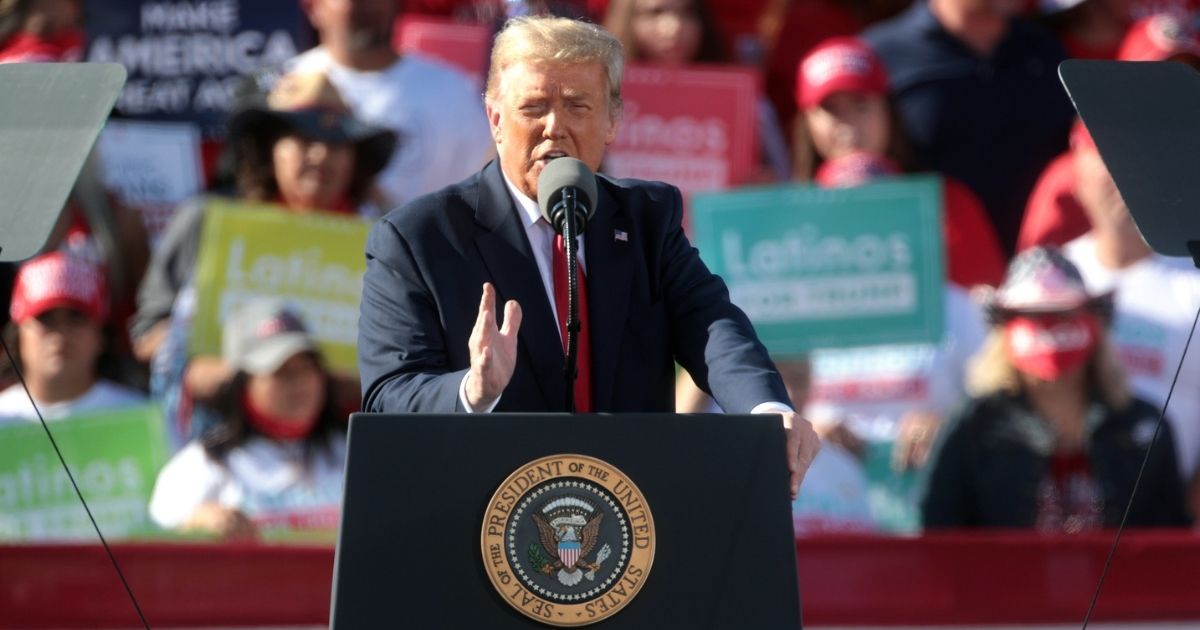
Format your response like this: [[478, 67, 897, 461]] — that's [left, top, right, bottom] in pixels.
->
[[1059, 60, 1200, 259]]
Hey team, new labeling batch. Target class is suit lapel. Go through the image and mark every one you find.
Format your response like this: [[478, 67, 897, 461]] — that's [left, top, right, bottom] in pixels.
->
[[584, 181, 634, 411], [473, 162, 563, 410]]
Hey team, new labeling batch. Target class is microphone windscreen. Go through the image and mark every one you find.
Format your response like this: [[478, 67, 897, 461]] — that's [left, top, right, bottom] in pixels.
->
[[537, 157, 597, 225]]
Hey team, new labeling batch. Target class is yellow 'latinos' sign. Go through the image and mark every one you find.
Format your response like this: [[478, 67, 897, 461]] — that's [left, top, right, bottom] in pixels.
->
[[190, 200, 370, 374]]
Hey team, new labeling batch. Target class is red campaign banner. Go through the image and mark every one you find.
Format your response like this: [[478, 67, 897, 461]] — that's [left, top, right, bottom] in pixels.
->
[[606, 64, 760, 196], [392, 16, 491, 90]]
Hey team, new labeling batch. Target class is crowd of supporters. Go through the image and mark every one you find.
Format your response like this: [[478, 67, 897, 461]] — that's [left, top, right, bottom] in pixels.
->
[[2, 0, 1199, 540]]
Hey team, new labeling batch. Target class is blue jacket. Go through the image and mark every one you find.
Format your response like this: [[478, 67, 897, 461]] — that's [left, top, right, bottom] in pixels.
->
[[357, 160, 789, 414]]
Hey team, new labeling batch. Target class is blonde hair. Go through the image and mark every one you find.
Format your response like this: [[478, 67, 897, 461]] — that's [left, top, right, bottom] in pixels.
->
[[485, 16, 624, 118], [966, 328, 1131, 409]]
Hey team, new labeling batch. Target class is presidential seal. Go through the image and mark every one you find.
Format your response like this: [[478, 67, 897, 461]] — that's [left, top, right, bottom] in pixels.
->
[[482, 454, 655, 627]]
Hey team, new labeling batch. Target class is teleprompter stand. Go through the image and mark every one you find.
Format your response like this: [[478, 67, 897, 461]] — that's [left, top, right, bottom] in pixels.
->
[[330, 413, 803, 628], [1059, 60, 1200, 265], [0, 63, 125, 263]]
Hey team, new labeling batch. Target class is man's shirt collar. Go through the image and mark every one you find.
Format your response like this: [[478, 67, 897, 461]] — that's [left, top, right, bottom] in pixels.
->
[[501, 169, 543, 229]]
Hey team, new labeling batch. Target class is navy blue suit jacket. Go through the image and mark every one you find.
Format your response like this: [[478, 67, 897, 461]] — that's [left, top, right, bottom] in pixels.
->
[[358, 160, 788, 413]]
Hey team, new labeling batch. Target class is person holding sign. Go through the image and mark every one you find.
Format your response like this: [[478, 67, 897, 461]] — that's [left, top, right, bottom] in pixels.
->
[[792, 36, 1006, 290], [806, 153, 990, 531], [133, 70, 396, 361], [131, 70, 395, 442], [357, 16, 820, 497], [148, 300, 346, 539], [0, 252, 144, 421], [675, 151, 989, 532]]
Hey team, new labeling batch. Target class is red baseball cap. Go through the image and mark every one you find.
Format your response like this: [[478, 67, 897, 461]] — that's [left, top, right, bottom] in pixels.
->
[[796, 37, 889, 110], [814, 151, 901, 188], [1117, 14, 1200, 62], [9, 251, 108, 325]]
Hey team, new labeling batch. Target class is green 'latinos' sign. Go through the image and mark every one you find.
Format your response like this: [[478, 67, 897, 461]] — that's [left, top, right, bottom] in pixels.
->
[[190, 200, 371, 374], [691, 177, 944, 353], [0, 405, 169, 541]]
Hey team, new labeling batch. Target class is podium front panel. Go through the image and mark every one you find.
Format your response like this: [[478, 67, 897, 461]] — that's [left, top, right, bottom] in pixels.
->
[[330, 413, 802, 628]]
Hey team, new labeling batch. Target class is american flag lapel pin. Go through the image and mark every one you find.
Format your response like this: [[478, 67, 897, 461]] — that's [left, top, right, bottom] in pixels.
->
[[614, 229, 629, 243]]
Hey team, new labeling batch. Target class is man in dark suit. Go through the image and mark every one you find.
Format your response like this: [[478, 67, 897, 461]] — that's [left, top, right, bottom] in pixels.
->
[[357, 16, 819, 495]]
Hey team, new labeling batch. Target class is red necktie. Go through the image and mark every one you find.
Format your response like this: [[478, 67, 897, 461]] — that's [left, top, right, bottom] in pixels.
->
[[553, 233, 592, 412]]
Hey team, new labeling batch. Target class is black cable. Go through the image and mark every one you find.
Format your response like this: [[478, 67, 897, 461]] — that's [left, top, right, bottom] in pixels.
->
[[1081, 299, 1200, 629], [0, 336, 151, 629]]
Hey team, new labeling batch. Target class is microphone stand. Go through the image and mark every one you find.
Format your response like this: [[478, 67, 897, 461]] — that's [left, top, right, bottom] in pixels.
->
[[561, 188, 581, 413]]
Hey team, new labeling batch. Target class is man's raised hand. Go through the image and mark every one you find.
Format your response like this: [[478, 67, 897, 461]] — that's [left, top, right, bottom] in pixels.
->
[[466, 283, 522, 410]]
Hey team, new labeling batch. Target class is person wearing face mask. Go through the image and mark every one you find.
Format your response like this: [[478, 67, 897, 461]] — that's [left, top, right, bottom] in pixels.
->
[[148, 300, 346, 540], [793, 37, 1006, 289], [1060, 121, 1200, 521], [921, 246, 1191, 531], [0, 252, 144, 421]]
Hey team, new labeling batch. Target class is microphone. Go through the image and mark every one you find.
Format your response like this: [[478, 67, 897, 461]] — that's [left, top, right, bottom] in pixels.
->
[[536, 157, 595, 413], [537, 157, 597, 234]]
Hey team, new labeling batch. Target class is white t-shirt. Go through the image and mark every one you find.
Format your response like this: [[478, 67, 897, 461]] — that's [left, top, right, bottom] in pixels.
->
[[1064, 234, 1200, 479], [287, 48, 495, 209], [791, 443, 876, 535], [803, 284, 988, 441], [0, 380, 146, 422], [148, 434, 347, 531]]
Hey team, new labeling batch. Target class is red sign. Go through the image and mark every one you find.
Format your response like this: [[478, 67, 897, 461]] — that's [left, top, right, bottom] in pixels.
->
[[393, 16, 491, 90], [607, 64, 760, 196]]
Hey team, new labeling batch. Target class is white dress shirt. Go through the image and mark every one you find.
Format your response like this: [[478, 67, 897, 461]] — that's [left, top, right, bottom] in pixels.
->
[[458, 173, 583, 412], [504, 172, 587, 339]]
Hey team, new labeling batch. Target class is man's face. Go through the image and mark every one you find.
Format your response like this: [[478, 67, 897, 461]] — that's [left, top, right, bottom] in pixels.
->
[[308, 0, 396, 51], [487, 60, 619, 200]]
